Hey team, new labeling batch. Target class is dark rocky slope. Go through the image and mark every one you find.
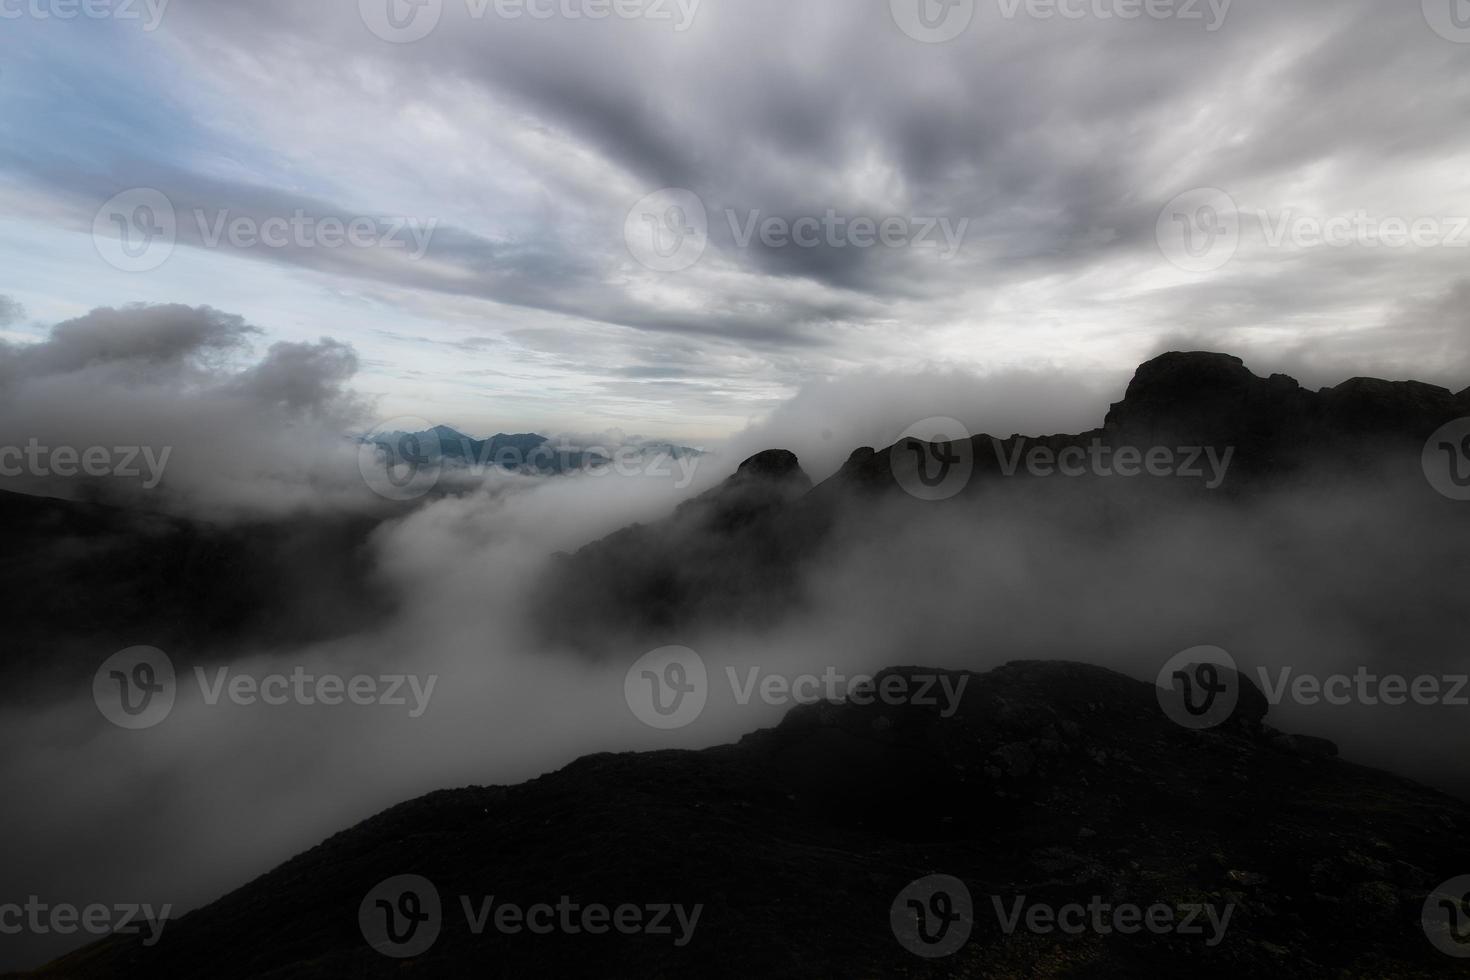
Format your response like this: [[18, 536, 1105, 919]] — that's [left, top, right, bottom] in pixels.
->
[[0, 489, 389, 693], [26, 661, 1470, 978]]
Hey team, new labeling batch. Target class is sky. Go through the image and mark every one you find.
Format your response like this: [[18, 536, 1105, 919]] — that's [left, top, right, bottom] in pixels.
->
[[3, 0, 1470, 441]]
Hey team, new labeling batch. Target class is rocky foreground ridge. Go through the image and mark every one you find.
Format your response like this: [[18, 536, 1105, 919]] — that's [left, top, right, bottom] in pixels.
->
[[29, 661, 1470, 978]]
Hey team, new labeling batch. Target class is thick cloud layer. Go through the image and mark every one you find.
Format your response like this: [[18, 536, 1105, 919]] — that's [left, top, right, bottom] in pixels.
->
[[0, 302, 373, 517]]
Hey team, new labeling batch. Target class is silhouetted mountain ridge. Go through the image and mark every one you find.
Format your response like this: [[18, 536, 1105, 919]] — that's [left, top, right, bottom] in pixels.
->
[[33, 661, 1470, 978], [538, 351, 1470, 651]]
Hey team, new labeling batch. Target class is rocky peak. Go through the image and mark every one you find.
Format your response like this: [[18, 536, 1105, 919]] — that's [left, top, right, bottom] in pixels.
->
[[732, 449, 810, 487], [1103, 351, 1308, 446], [1106, 351, 1467, 449]]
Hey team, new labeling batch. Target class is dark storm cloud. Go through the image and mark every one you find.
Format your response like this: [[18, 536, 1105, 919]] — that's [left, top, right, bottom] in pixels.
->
[[229, 338, 362, 415], [22, 150, 856, 349], [0, 303, 256, 382], [54, 0, 1443, 361]]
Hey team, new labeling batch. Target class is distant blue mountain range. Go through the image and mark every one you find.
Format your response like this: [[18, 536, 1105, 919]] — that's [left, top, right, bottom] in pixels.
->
[[365, 425, 703, 475]]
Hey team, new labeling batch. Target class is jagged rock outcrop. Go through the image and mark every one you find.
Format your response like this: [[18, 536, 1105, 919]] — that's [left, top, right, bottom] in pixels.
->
[[1103, 352, 1469, 476], [539, 448, 818, 647]]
